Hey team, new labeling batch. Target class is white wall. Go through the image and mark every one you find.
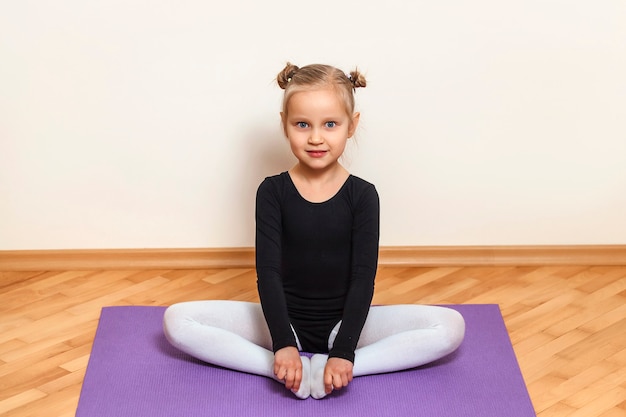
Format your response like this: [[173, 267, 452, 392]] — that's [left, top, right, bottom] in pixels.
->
[[1, 0, 625, 250]]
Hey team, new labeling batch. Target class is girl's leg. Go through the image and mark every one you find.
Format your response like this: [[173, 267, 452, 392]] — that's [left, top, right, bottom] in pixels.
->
[[310, 304, 464, 398], [163, 300, 310, 399], [353, 304, 465, 376]]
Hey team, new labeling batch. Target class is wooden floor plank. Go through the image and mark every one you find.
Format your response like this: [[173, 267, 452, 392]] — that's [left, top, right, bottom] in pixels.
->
[[0, 389, 47, 416]]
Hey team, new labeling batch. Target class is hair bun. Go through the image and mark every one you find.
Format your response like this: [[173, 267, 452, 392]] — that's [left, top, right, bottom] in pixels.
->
[[277, 62, 300, 89], [348, 69, 367, 89]]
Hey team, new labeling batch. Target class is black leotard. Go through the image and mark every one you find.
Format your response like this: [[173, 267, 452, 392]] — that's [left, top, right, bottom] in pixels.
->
[[255, 172, 379, 362]]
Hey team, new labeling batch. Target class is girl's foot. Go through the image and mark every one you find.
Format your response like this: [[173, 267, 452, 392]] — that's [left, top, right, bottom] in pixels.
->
[[310, 354, 329, 399], [291, 355, 311, 399]]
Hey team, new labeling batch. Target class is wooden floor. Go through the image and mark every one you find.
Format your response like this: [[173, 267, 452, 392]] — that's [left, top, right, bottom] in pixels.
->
[[1, 266, 625, 416]]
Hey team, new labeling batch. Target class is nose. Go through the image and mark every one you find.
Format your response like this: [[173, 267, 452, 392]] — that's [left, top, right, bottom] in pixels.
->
[[308, 128, 324, 145]]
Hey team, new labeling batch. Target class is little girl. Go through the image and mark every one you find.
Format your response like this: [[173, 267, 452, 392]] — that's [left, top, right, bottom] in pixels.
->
[[163, 62, 465, 400]]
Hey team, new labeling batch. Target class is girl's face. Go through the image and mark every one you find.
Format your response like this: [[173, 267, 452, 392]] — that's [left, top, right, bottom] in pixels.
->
[[281, 88, 359, 174]]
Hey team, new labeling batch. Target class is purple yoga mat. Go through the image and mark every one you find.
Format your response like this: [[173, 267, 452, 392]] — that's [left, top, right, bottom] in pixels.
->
[[76, 305, 536, 417]]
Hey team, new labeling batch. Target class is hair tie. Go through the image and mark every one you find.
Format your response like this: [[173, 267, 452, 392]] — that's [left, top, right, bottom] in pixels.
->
[[347, 73, 357, 89]]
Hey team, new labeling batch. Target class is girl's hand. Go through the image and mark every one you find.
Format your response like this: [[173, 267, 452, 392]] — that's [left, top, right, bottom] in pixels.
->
[[274, 346, 302, 392], [324, 357, 353, 394]]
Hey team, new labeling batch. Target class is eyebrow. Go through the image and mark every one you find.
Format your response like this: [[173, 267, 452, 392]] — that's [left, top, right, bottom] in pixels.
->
[[287, 114, 346, 120]]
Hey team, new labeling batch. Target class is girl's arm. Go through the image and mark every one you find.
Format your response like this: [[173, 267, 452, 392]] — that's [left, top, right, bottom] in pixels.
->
[[329, 183, 380, 362], [255, 179, 298, 352]]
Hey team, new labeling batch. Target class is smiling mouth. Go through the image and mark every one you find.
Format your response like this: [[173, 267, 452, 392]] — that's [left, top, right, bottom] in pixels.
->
[[306, 150, 327, 157]]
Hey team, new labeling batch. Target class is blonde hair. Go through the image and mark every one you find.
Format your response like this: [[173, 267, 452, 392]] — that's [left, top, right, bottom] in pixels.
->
[[276, 62, 366, 116]]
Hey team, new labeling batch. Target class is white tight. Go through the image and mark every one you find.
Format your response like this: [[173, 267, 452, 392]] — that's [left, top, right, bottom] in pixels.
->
[[163, 301, 465, 397]]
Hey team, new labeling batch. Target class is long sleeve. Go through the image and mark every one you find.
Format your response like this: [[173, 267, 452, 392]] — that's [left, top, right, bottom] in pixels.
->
[[255, 179, 298, 352], [329, 183, 380, 362]]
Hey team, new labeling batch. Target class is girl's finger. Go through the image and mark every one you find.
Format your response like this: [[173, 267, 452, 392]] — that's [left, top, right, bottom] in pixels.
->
[[291, 368, 302, 391], [333, 374, 344, 390], [324, 371, 334, 394], [285, 368, 296, 389]]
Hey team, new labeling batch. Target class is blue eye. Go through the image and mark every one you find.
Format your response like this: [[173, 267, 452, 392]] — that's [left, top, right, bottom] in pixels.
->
[[296, 122, 309, 128], [325, 121, 336, 128]]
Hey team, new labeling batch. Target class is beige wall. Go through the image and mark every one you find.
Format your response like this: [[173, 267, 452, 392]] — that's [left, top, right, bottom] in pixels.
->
[[1, 0, 625, 250]]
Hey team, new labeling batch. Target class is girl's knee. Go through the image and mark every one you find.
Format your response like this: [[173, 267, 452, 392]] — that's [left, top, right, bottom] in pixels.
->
[[163, 305, 178, 341], [442, 308, 465, 352], [163, 303, 191, 345]]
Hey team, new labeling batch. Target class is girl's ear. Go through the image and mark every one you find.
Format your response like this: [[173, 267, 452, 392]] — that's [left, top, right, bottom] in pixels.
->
[[280, 112, 288, 136], [348, 112, 361, 138]]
